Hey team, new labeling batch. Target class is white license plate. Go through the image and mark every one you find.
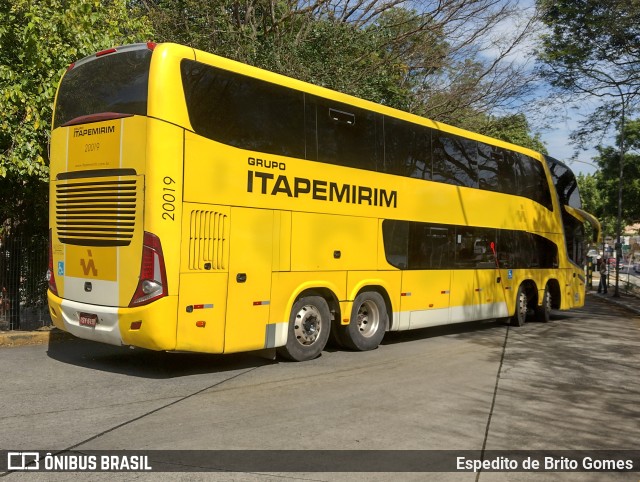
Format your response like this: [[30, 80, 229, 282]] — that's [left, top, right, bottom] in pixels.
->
[[79, 313, 97, 328]]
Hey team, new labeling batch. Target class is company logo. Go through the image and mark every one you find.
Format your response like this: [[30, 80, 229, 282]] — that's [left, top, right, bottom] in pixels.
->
[[247, 170, 398, 208], [7, 452, 40, 470], [80, 250, 98, 277], [73, 126, 115, 137]]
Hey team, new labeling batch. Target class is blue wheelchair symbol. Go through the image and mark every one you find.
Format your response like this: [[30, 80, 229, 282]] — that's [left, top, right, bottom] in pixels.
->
[[57, 261, 64, 276], [507, 269, 513, 280]]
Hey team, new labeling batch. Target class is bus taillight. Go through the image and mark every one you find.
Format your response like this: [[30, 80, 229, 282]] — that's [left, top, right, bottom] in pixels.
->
[[47, 229, 58, 296], [129, 232, 168, 307]]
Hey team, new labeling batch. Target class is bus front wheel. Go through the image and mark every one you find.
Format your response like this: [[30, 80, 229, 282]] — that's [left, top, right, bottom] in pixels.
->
[[337, 291, 388, 351], [278, 296, 331, 362]]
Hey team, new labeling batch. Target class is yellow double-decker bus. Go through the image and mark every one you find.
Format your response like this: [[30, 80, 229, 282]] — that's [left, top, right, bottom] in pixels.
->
[[47, 42, 599, 361]]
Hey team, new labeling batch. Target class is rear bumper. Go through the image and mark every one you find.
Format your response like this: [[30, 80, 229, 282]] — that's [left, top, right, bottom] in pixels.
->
[[47, 291, 178, 350]]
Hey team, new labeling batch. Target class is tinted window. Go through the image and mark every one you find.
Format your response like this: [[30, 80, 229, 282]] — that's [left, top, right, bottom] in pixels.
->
[[478, 144, 501, 191], [454, 227, 497, 268], [382, 220, 409, 268], [534, 233, 559, 268], [181, 59, 305, 158], [383, 220, 557, 270], [311, 96, 382, 171], [55, 48, 152, 127], [518, 154, 553, 210], [383, 117, 431, 178], [498, 151, 520, 195], [409, 224, 454, 269], [432, 134, 478, 187], [546, 156, 582, 208]]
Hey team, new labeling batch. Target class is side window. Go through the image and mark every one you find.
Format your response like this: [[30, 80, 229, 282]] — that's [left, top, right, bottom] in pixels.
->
[[433, 134, 478, 187], [547, 157, 582, 209], [454, 227, 477, 268], [383, 117, 431, 179], [518, 232, 537, 268], [181, 60, 305, 158], [382, 220, 409, 269], [524, 156, 553, 210], [497, 230, 516, 268], [311, 96, 382, 171], [455, 227, 496, 269], [534, 233, 559, 268], [498, 151, 520, 196], [478, 144, 501, 191], [408, 223, 455, 269]]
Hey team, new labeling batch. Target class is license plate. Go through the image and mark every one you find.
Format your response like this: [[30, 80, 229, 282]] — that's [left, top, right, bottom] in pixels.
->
[[79, 313, 98, 328]]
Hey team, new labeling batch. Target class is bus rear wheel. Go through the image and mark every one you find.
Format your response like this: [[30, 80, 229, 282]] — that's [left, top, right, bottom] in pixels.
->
[[337, 291, 388, 351], [511, 285, 528, 327], [535, 286, 552, 323], [278, 296, 331, 362]]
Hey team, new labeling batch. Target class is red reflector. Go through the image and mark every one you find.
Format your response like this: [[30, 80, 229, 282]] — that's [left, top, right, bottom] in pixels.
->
[[130, 321, 142, 330], [147, 42, 157, 50], [196, 321, 206, 328], [47, 229, 58, 296], [67, 62, 76, 71], [193, 304, 204, 310], [96, 48, 117, 57]]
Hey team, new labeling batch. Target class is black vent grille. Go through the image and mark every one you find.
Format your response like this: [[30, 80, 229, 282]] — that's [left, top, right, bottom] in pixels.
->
[[55, 177, 138, 246]]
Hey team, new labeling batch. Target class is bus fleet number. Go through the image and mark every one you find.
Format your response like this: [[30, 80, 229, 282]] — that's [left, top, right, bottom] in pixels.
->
[[162, 176, 176, 221]]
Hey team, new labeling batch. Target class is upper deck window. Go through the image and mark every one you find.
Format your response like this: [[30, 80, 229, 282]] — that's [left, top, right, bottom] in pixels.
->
[[54, 47, 152, 128], [181, 59, 306, 159], [546, 156, 582, 209]]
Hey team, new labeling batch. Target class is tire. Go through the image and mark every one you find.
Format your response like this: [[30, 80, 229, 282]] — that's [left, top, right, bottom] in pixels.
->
[[277, 296, 331, 362], [337, 291, 388, 351], [535, 286, 551, 323], [511, 284, 528, 327]]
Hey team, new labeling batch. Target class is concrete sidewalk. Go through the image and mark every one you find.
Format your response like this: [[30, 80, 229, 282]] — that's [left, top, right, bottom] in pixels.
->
[[0, 325, 73, 347], [2, 288, 639, 349]]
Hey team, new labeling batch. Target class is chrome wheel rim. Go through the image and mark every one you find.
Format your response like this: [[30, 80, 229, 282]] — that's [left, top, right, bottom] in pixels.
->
[[517, 292, 528, 321], [356, 300, 380, 338], [294, 304, 322, 346]]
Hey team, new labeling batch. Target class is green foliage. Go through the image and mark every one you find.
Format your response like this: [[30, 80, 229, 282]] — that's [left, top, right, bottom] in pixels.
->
[[475, 113, 547, 154], [580, 118, 640, 234], [0, 0, 152, 238], [148, 1, 444, 109], [147, 0, 544, 152], [593, 148, 640, 227], [537, 0, 640, 145], [0, 0, 152, 182]]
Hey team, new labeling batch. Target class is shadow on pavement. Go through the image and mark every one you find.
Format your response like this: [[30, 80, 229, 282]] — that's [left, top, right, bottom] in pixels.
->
[[480, 294, 640, 450], [46, 337, 277, 379]]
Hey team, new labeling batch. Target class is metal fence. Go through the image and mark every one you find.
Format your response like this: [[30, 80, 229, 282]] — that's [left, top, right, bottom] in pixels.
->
[[0, 235, 51, 331]]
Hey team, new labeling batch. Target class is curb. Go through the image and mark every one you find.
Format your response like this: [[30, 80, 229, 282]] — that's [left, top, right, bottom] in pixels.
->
[[0, 328, 74, 348], [588, 291, 640, 317]]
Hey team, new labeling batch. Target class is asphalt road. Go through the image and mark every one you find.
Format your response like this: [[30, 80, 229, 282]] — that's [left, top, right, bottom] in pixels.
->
[[1, 294, 639, 481]]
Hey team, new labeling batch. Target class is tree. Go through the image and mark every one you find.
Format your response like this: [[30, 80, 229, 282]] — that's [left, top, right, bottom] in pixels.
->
[[475, 113, 547, 153], [143, 0, 541, 126], [0, 0, 152, 328], [592, 119, 640, 226], [537, 0, 640, 295], [537, 0, 640, 137]]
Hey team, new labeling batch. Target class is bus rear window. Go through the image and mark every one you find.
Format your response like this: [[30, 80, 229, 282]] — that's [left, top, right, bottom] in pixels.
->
[[54, 48, 152, 128]]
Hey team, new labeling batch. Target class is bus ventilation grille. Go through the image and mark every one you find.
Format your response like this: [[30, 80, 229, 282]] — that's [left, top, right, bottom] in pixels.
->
[[55, 178, 137, 247], [189, 210, 228, 270]]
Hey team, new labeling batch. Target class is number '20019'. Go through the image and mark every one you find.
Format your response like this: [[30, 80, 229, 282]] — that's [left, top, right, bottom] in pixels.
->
[[162, 176, 176, 221]]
